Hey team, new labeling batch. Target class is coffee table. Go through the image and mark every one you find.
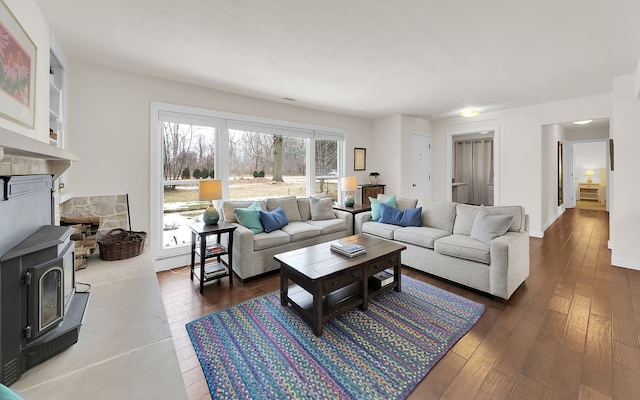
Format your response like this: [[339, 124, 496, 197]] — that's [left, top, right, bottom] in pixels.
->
[[275, 234, 406, 336]]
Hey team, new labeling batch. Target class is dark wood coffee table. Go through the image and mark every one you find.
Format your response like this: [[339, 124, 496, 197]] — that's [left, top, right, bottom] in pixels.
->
[[275, 234, 406, 336]]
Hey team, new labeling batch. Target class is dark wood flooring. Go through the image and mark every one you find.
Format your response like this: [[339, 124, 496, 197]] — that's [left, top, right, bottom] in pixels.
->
[[157, 208, 640, 400]]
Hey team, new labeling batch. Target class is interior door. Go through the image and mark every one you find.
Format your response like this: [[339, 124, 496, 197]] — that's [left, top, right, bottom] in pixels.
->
[[410, 133, 431, 199]]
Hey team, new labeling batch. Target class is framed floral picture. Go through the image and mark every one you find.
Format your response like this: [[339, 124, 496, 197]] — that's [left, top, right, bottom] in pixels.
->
[[0, 0, 36, 128]]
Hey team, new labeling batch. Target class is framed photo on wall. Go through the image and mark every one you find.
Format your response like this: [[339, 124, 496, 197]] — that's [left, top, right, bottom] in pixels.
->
[[0, 0, 37, 128], [354, 148, 366, 171]]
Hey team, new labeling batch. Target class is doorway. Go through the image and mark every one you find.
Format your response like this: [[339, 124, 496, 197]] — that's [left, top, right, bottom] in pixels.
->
[[410, 132, 431, 199], [451, 132, 495, 205]]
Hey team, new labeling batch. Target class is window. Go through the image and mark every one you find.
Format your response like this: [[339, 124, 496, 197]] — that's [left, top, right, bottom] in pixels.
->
[[161, 121, 217, 249], [150, 103, 345, 269]]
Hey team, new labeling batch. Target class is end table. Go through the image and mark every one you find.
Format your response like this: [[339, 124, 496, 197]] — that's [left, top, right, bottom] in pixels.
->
[[187, 220, 237, 294]]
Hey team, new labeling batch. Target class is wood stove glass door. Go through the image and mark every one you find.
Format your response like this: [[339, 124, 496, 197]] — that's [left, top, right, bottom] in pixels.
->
[[39, 266, 64, 332]]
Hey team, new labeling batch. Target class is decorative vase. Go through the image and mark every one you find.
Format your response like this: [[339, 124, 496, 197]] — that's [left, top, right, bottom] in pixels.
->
[[369, 176, 378, 184]]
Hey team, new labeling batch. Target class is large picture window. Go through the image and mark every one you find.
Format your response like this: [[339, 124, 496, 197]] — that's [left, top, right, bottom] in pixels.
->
[[150, 103, 346, 269]]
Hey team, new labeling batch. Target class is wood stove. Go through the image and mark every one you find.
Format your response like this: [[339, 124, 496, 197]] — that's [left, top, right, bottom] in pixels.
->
[[0, 175, 89, 386]]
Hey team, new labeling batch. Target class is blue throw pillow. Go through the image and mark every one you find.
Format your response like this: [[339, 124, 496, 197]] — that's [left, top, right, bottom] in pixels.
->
[[369, 195, 396, 221], [259, 206, 289, 233], [379, 203, 422, 227], [234, 202, 264, 234]]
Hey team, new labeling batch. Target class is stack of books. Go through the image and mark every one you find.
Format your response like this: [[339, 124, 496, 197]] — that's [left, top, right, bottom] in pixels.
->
[[369, 269, 394, 288], [203, 262, 227, 279], [330, 241, 366, 258], [205, 243, 225, 257]]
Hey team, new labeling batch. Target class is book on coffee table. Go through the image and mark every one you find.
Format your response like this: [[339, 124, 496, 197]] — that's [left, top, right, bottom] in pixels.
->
[[369, 269, 394, 288], [330, 241, 366, 258]]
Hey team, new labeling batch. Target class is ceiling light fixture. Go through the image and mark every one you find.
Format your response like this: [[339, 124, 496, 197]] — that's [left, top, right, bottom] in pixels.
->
[[572, 120, 592, 125], [459, 108, 480, 117]]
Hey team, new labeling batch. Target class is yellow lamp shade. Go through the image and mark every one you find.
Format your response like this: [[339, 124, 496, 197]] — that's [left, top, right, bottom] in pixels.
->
[[199, 180, 222, 201]]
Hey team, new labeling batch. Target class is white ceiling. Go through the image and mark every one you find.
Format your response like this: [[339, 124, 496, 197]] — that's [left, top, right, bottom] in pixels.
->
[[35, 0, 640, 120]]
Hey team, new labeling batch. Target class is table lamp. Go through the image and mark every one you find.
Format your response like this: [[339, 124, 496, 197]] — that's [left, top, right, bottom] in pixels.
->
[[341, 177, 358, 207], [199, 180, 222, 225], [585, 170, 594, 184]]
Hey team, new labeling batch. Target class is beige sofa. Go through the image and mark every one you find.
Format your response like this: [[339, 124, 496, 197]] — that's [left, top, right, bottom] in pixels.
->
[[221, 196, 353, 280], [355, 195, 529, 300]]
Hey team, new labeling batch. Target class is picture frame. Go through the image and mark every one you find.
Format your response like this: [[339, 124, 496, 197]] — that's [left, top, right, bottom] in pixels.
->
[[0, 0, 36, 128], [557, 141, 563, 206], [354, 148, 366, 171]]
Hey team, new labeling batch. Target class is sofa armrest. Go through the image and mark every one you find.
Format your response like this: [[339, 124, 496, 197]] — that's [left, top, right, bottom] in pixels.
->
[[354, 211, 372, 234], [489, 231, 530, 299], [332, 209, 353, 236], [227, 223, 255, 278]]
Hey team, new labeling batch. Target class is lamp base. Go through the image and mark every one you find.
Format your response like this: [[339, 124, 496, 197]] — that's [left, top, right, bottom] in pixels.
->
[[344, 194, 355, 207], [587, 177, 593, 184], [203, 205, 220, 225]]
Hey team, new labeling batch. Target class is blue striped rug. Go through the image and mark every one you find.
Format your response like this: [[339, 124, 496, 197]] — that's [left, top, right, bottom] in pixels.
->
[[186, 276, 485, 399]]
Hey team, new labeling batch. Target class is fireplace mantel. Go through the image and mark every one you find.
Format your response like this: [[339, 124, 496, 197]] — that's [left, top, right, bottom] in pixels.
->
[[0, 127, 79, 178]]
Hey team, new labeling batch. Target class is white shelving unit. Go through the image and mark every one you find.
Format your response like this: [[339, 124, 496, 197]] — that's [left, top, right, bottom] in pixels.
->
[[49, 33, 73, 204]]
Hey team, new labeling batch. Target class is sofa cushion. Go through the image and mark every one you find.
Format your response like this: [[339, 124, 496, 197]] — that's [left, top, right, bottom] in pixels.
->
[[361, 221, 402, 239], [377, 194, 417, 210], [394, 226, 452, 249], [253, 230, 290, 251], [370, 195, 396, 221], [234, 202, 264, 234], [260, 206, 289, 233], [435, 234, 491, 264], [416, 199, 457, 233], [267, 196, 302, 222], [470, 206, 513, 245], [222, 200, 266, 223], [379, 203, 422, 227], [309, 196, 335, 221], [281, 221, 322, 242], [306, 218, 346, 235], [453, 204, 526, 235]]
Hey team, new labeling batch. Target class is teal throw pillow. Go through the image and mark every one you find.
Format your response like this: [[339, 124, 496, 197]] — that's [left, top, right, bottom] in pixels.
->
[[259, 206, 289, 233], [369, 195, 396, 221], [234, 202, 264, 234], [379, 203, 423, 227]]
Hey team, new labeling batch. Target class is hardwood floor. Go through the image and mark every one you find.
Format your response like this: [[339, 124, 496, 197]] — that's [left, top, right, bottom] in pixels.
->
[[157, 208, 640, 399]]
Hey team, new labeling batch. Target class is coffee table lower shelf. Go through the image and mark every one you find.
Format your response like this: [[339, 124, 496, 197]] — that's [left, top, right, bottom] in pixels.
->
[[286, 284, 364, 326]]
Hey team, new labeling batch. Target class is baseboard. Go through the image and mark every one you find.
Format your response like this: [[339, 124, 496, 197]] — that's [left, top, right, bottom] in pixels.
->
[[611, 256, 640, 271], [529, 230, 544, 238]]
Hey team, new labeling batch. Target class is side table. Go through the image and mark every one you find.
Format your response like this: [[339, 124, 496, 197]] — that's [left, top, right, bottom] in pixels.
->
[[332, 204, 371, 234], [187, 220, 237, 294]]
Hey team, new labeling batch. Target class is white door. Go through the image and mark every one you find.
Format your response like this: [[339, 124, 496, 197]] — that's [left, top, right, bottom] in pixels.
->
[[410, 133, 431, 199]]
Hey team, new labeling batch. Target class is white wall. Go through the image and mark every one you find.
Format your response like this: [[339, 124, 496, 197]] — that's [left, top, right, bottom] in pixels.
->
[[370, 114, 401, 194], [574, 142, 607, 184], [541, 124, 565, 230], [1, 0, 51, 142], [431, 93, 611, 237], [611, 74, 640, 269], [66, 62, 371, 243]]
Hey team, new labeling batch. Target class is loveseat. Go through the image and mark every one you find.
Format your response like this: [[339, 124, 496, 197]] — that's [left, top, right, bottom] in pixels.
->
[[221, 196, 353, 280], [355, 195, 529, 300]]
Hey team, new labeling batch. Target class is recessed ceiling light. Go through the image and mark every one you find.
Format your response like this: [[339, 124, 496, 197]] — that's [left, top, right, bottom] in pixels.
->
[[572, 120, 592, 125], [459, 108, 480, 117]]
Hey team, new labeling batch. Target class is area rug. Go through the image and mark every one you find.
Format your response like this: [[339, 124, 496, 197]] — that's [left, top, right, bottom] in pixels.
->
[[186, 276, 485, 399]]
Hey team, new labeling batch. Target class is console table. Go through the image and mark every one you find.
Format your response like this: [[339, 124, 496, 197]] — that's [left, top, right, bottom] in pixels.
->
[[359, 184, 385, 206], [578, 183, 599, 201], [187, 220, 236, 294]]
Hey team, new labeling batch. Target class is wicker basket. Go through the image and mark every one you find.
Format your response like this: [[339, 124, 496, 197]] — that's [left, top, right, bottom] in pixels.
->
[[98, 228, 147, 261]]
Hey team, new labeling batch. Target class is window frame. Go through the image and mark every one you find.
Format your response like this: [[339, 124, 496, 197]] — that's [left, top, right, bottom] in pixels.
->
[[150, 102, 346, 270]]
